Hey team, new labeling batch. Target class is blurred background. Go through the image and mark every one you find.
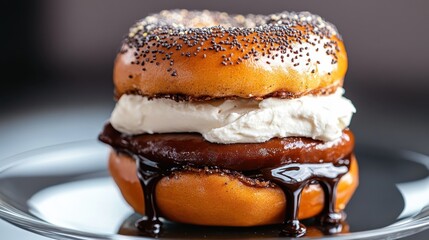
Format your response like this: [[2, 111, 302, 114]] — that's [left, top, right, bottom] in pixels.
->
[[1, 0, 428, 239]]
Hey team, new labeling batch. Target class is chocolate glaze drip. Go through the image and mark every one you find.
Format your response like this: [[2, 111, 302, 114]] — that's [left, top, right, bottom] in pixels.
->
[[99, 124, 353, 237], [135, 156, 165, 236], [261, 161, 350, 236]]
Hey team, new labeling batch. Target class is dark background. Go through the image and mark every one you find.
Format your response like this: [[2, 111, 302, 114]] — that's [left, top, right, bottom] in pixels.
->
[[1, 1, 428, 239]]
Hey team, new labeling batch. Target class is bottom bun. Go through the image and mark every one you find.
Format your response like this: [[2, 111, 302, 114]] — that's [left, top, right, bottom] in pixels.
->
[[109, 150, 359, 226]]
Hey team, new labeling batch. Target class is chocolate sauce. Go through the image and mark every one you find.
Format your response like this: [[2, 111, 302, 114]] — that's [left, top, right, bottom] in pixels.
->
[[261, 161, 350, 236], [99, 123, 353, 237], [135, 157, 165, 237]]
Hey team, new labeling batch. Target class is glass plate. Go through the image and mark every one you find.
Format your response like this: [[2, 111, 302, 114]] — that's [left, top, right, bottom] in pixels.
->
[[0, 140, 429, 240]]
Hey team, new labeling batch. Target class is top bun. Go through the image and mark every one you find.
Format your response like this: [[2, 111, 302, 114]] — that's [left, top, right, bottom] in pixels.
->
[[113, 10, 347, 100]]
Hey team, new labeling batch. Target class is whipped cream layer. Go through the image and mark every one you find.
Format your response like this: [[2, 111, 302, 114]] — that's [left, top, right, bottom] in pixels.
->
[[110, 88, 355, 144]]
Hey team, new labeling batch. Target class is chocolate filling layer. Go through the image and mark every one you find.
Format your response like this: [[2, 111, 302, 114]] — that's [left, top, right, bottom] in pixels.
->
[[99, 123, 353, 237], [99, 124, 353, 171]]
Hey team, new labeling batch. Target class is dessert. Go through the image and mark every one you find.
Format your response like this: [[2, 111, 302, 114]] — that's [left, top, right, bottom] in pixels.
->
[[99, 10, 357, 237]]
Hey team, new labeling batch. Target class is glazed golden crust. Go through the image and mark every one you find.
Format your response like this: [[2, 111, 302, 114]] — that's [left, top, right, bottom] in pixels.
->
[[108, 151, 358, 226], [113, 10, 347, 100]]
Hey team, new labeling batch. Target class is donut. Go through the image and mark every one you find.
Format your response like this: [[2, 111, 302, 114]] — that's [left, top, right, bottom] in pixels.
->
[[114, 10, 347, 100], [108, 150, 359, 226], [99, 9, 357, 237]]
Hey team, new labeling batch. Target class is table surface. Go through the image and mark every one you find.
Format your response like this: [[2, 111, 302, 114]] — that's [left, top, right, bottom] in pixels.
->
[[1, 98, 428, 240]]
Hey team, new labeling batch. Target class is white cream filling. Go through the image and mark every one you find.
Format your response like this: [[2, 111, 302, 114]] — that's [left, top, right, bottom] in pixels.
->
[[110, 88, 355, 144]]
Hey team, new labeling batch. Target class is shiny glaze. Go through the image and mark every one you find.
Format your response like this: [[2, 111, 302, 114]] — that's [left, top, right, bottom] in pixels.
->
[[261, 160, 350, 236], [134, 157, 164, 236], [100, 123, 354, 171], [99, 124, 353, 237]]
